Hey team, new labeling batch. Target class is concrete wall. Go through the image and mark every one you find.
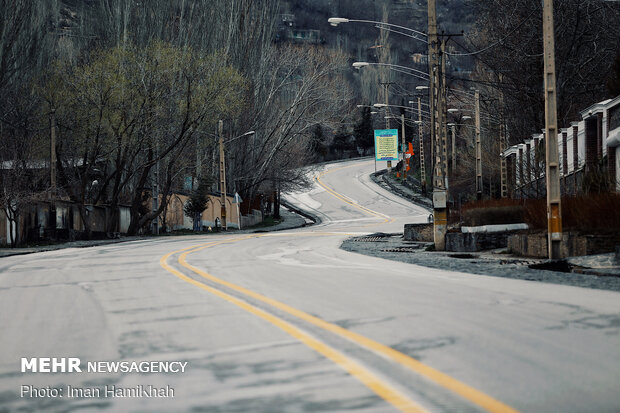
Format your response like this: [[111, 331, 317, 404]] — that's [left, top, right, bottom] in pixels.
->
[[163, 193, 246, 230], [446, 231, 519, 252], [508, 232, 620, 258], [403, 223, 433, 242]]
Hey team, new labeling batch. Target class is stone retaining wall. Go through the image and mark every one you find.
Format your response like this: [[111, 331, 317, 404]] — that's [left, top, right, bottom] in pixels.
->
[[507, 232, 620, 258], [404, 223, 434, 242], [445, 231, 518, 252]]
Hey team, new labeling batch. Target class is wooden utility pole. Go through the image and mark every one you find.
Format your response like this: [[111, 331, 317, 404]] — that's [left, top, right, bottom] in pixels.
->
[[474, 89, 482, 200], [418, 97, 426, 192], [218, 120, 227, 230], [428, 0, 447, 250], [543, 0, 563, 258]]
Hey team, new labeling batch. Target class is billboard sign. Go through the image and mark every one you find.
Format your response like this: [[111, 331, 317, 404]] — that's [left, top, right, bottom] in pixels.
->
[[374, 129, 399, 161]]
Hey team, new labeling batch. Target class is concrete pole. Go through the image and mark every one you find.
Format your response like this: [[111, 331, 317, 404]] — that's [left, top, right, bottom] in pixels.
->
[[49, 109, 57, 231], [152, 142, 159, 235], [543, 0, 563, 259], [428, 0, 447, 250], [418, 97, 426, 192], [500, 118, 508, 198], [441, 38, 448, 190], [385, 84, 392, 171], [49, 109, 57, 199], [451, 124, 456, 173], [218, 120, 227, 230], [499, 75, 508, 198], [475, 89, 482, 200], [195, 131, 201, 184], [401, 113, 406, 178]]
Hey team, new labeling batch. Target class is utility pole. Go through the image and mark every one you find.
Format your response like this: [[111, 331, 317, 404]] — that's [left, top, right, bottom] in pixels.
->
[[401, 113, 406, 178], [49, 109, 57, 198], [474, 89, 482, 200], [152, 142, 160, 235], [49, 109, 57, 231], [428, 0, 447, 250], [418, 97, 426, 193], [195, 128, 201, 183], [499, 116, 508, 199], [451, 123, 456, 173], [440, 38, 448, 190], [218, 120, 228, 230], [543, 0, 563, 259], [498, 74, 508, 198], [384, 83, 392, 171]]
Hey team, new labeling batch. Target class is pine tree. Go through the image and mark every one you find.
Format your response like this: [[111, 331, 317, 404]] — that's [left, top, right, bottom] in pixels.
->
[[184, 177, 214, 231], [354, 106, 374, 155]]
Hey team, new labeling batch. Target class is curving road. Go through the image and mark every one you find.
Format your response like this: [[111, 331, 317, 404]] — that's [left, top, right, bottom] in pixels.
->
[[1, 158, 619, 413]]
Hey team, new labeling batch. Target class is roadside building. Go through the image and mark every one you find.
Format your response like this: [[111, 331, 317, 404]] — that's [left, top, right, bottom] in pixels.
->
[[503, 95, 619, 197]]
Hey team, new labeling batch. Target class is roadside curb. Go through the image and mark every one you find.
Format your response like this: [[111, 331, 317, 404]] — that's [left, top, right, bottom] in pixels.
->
[[0, 206, 314, 258], [280, 200, 322, 227], [0, 237, 147, 259], [370, 169, 433, 211]]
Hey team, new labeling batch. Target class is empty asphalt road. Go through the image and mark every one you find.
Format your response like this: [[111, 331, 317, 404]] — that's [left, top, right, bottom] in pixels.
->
[[1, 158, 619, 413]]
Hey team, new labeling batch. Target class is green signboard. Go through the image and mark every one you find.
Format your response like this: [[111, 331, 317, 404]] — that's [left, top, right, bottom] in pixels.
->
[[374, 129, 399, 161]]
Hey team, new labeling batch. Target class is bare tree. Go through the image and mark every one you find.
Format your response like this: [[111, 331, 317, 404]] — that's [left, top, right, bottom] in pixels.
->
[[229, 45, 353, 211], [466, 0, 620, 144], [44, 42, 246, 236]]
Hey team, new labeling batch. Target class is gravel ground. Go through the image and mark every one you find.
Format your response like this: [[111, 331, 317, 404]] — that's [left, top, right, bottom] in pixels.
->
[[341, 234, 620, 292]]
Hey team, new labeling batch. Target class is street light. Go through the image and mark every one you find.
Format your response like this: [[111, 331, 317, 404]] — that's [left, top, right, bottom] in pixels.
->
[[328, 17, 428, 43], [353, 61, 429, 81], [218, 122, 255, 231], [328, 17, 350, 26], [373, 102, 431, 116]]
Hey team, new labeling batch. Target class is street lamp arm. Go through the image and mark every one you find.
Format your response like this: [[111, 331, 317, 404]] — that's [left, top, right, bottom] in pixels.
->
[[371, 25, 428, 43], [354, 62, 429, 78], [226, 130, 255, 144], [196, 128, 255, 144], [374, 103, 430, 115], [329, 17, 427, 39]]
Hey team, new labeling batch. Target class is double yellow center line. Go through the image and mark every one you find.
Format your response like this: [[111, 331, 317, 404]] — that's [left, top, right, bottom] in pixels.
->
[[160, 234, 519, 413], [161, 237, 425, 412], [315, 163, 395, 226]]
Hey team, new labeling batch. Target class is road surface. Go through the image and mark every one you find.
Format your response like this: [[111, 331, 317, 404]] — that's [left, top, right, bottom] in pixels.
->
[[1, 158, 619, 413]]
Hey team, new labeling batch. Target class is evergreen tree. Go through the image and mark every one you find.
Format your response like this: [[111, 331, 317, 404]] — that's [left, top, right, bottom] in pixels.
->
[[310, 124, 328, 160], [184, 177, 214, 231], [354, 106, 374, 155], [332, 126, 352, 157]]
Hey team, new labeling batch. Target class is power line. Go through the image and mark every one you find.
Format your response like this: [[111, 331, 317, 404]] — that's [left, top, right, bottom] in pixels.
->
[[445, 9, 537, 57]]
